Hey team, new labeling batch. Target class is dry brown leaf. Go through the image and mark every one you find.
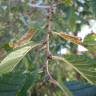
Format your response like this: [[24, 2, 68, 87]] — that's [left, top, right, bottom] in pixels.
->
[[53, 32, 83, 45], [10, 28, 36, 48]]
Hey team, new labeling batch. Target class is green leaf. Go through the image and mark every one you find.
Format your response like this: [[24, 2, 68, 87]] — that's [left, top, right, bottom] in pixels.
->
[[62, 0, 73, 6], [0, 72, 26, 96], [0, 70, 40, 96], [0, 42, 40, 75], [0, 46, 31, 74], [17, 71, 38, 96], [57, 4, 77, 32], [89, 0, 96, 17], [65, 54, 96, 84], [83, 33, 96, 53], [84, 33, 96, 45], [66, 8, 77, 32], [52, 55, 96, 84]]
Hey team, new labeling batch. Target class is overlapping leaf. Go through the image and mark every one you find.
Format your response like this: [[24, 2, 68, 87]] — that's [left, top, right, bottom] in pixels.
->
[[83, 33, 96, 53], [65, 54, 96, 84], [0, 71, 39, 96], [52, 55, 96, 84], [17, 71, 39, 96], [0, 42, 40, 75], [0, 72, 26, 96]]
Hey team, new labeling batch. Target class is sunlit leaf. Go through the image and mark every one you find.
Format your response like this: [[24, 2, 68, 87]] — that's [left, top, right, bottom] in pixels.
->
[[62, 0, 73, 6], [0, 43, 40, 74], [84, 33, 96, 55]]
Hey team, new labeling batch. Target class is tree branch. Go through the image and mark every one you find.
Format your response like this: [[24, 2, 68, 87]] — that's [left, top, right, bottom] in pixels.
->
[[44, 7, 53, 80]]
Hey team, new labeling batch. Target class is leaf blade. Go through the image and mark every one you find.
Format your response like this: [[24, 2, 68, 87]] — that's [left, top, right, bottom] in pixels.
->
[[0, 42, 41, 75], [52, 55, 96, 84]]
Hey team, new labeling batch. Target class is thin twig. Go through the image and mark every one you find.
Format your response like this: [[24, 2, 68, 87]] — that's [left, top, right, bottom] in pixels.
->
[[45, 7, 53, 80]]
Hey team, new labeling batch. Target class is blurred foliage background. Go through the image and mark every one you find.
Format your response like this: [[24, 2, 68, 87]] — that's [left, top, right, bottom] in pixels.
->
[[0, 0, 96, 96]]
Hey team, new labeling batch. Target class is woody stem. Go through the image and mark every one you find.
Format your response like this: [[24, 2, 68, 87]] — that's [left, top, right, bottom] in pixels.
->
[[45, 7, 53, 79]]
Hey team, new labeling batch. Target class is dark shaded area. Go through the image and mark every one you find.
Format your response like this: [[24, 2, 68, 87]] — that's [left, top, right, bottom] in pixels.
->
[[65, 81, 96, 96]]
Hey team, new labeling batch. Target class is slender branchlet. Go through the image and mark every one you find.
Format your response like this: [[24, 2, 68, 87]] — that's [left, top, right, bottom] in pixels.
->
[[44, 6, 53, 80]]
